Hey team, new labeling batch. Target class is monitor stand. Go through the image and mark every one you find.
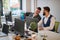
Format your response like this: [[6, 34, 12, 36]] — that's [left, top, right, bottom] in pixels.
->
[[14, 31, 25, 38], [14, 31, 31, 38]]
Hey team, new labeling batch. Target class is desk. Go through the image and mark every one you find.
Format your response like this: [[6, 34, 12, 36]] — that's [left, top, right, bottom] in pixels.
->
[[38, 30, 60, 40], [0, 31, 60, 40], [0, 33, 25, 40]]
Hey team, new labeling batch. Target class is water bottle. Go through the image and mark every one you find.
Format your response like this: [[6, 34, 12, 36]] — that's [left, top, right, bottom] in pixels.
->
[[20, 11, 25, 21]]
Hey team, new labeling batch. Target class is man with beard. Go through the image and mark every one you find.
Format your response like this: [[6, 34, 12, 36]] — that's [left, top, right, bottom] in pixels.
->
[[38, 6, 55, 31]]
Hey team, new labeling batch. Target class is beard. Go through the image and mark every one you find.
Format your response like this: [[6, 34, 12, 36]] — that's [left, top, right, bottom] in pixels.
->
[[43, 12, 45, 16]]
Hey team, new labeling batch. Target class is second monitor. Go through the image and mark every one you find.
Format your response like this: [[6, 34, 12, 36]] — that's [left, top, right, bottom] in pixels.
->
[[14, 18, 25, 37]]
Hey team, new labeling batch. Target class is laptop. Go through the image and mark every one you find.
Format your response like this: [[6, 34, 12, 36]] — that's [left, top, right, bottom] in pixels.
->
[[0, 24, 9, 37]]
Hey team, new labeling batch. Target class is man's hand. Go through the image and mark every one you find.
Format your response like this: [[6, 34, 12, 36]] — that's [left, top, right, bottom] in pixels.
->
[[38, 27, 44, 30]]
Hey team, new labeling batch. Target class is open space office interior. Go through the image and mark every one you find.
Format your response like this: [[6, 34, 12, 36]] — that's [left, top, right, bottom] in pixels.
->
[[0, 0, 60, 40]]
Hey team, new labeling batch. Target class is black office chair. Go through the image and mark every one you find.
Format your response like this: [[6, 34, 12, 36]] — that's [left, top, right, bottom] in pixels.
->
[[5, 11, 13, 31], [5, 11, 12, 24], [2, 24, 9, 35], [25, 12, 33, 16]]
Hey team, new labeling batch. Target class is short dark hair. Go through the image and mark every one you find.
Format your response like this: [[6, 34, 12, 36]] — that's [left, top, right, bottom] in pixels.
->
[[43, 6, 50, 12], [37, 7, 41, 10]]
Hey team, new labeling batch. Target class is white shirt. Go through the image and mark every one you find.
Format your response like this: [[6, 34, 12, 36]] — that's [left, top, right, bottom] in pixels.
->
[[38, 14, 55, 31]]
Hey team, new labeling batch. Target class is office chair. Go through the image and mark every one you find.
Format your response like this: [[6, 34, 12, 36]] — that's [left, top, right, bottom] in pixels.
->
[[55, 21, 60, 32]]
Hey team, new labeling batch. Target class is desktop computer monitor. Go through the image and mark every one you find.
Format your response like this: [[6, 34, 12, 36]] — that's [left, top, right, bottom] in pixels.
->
[[5, 11, 12, 22], [14, 18, 25, 37]]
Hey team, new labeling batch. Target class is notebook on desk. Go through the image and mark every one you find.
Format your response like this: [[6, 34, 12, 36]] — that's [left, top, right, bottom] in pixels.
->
[[0, 24, 9, 37]]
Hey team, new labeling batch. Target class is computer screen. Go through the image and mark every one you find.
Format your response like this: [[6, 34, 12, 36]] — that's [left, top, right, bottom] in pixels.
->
[[14, 18, 25, 36], [5, 11, 12, 22]]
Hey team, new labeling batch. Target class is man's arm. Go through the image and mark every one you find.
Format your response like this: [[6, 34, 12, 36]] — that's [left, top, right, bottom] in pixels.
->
[[38, 19, 44, 30], [38, 19, 43, 27], [43, 17, 55, 30]]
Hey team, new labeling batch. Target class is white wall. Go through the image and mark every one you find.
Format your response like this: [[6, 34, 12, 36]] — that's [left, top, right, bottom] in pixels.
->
[[22, 0, 35, 12], [26, 0, 31, 12], [22, 0, 32, 12], [22, 0, 26, 12], [37, 0, 60, 22], [31, 0, 34, 12]]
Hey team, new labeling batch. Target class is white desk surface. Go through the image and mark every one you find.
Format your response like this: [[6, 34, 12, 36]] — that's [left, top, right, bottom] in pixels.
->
[[0, 30, 60, 40], [38, 30, 60, 40], [0, 33, 25, 40]]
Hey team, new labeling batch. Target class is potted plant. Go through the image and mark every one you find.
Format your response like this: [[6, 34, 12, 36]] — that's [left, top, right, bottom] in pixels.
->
[[30, 22, 37, 31]]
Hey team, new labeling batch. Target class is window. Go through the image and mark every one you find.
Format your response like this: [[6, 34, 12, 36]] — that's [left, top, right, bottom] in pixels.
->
[[3, 0, 22, 15], [10, 0, 20, 11]]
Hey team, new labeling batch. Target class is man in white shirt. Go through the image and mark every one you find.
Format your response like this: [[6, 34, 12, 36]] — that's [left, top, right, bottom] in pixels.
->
[[38, 6, 55, 31]]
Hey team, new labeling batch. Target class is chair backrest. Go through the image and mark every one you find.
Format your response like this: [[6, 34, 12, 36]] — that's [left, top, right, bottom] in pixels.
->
[[2, 24, 9, 35], [55, 21, 60, 32]]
